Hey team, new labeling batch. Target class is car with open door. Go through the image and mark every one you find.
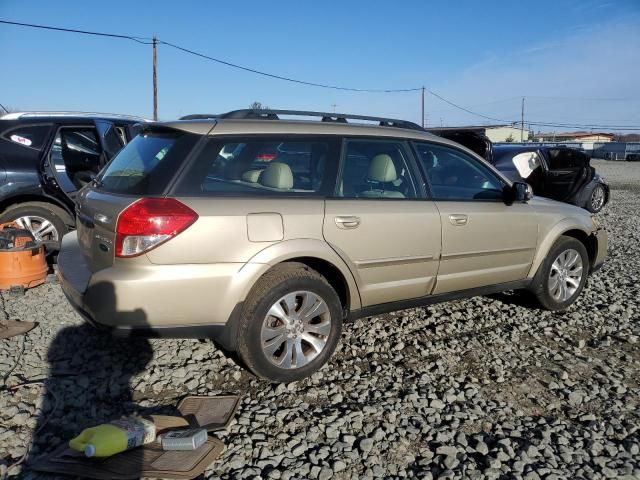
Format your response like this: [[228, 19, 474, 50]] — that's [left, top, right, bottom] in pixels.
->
[[490, 145, 609, 213], [0, 112, 146, 250], [427, 129, 609, 214]]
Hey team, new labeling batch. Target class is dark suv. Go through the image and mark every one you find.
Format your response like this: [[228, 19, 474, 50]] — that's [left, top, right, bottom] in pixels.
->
[[0, 112, 145, 248]]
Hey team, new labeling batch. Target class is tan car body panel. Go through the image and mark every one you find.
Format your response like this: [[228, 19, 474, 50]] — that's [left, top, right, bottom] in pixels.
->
[[433, 201, 539, 293], [57, 117, 606, 341], [525, 197, 595, 278], [323, 199, 441, 306]]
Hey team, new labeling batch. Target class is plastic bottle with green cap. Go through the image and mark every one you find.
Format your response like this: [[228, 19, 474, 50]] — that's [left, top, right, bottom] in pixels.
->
[[69, 416, 156, 458]]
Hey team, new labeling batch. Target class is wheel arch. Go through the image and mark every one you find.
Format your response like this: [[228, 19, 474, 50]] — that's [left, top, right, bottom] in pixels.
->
[[0, 194, 74, 226], [243, 239, 362, 313], [528, 219, 595, 278]]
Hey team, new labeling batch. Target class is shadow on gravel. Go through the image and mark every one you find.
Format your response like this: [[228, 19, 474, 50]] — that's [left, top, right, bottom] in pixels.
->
[[485, 290, 543, 310], [26, 282, 155, 478]]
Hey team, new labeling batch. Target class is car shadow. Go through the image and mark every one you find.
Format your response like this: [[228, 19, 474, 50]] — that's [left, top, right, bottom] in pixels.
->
[[485, 290, 542, 310], [26, 282, 173, 478]]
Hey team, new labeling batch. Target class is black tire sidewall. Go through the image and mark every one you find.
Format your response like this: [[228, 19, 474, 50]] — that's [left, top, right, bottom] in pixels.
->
[[0, 204, 68, 249], [240, 275, 343, 383], [534, 237, 589, 311]]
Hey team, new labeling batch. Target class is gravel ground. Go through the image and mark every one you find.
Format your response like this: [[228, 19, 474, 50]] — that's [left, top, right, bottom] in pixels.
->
[[1, 160, 639, 480]]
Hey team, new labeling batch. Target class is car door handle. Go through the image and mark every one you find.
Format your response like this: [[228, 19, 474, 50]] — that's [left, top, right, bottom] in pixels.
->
[[335, 216, 361, 229], [449, 214, 468, 226]]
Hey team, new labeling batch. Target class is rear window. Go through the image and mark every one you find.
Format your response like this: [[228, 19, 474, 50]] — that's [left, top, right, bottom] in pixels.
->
[[2, 124, 52, 150], [97, 131, 198, 195], [173, 136, 339, 196]]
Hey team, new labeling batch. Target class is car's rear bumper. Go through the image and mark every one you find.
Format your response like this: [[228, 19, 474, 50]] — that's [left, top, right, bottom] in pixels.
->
[[56, 232, 259, 350], [591, 228, 607, 272]]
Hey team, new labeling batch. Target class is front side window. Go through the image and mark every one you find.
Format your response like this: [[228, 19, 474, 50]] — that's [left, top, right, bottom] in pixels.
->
[[2, 124, 52, 150], [414, 142, 504, 201], [337, 140, 418, 199], [175, 137, 338, 196]]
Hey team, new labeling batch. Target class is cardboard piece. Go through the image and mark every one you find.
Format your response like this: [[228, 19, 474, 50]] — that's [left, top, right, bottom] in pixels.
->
[[0, 320, 36, 339], [30, 415, 224, 479], [177, 395, 241, 431]]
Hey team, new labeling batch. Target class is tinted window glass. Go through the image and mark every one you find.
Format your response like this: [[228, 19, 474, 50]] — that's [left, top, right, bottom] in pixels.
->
[[51, 127, 102, 190], [547, 149, 587, 169], [175, 137, 337, 196], [3, 125, 51, 149], [98, 131, 198, 195], [338, 140, 417, 199], [414, 142, 504, 200]]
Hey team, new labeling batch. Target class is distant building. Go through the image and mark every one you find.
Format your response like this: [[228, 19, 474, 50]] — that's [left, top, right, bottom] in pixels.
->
[[536, 131, 614, 143], [435, 125, 532, 143]]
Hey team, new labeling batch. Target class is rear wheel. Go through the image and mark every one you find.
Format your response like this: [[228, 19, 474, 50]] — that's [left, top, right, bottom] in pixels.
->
[[236, 263, 343, 382], [0, 202, 70, 250], [531, 236, 589, 311], [586, 184, 606, 213]]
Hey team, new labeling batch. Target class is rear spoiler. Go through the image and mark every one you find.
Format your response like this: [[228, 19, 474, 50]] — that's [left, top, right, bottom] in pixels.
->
[[426, 128, 493, 162]]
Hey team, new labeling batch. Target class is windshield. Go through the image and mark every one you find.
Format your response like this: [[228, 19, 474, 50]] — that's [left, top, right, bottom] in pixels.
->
[[97, 130, 198, 195]]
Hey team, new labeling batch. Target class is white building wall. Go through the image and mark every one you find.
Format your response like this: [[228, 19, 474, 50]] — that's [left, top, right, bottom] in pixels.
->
[[485, 126, 531, 143]]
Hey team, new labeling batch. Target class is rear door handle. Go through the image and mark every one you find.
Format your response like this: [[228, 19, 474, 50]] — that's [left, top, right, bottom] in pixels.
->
[[335, 216, 361, 229], [449, 214, 468, 226]]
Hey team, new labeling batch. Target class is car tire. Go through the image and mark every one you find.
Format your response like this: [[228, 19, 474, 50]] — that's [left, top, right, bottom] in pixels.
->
[[0, 202, 70, 250], [236, 262, 343, 383], [586, 184, 606, 213], [531, 236, 589, 311]]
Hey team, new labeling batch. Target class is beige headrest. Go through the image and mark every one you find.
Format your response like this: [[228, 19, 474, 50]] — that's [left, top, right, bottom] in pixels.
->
[[368, 154, 397, 183], [259, 162, 294, 189], [242, 169, 262, 183]]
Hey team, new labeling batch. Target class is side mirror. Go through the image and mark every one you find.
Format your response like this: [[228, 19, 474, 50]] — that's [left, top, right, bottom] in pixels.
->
[[505, 182, 533, 204]]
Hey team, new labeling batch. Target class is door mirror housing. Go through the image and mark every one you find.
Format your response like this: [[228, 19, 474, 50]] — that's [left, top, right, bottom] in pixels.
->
[[504, 181, 533, 204]]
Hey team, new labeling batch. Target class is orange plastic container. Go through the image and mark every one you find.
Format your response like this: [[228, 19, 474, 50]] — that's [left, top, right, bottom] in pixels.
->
[[0, 223, 48, 290]]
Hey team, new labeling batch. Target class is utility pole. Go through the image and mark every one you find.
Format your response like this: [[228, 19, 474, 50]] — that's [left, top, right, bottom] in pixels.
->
[[153, 35, 158, 121], [331, 103, 337, 113], [520, 96, 525, 142], [421, 86, 425, 128]]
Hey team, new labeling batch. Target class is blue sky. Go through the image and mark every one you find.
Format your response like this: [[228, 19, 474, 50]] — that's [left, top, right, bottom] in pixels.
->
[[1, 0, 639, 131]]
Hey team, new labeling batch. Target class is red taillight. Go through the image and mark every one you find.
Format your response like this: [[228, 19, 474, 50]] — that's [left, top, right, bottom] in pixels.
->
[[255, 153, 277, 162], [115, 198, 198, 258]]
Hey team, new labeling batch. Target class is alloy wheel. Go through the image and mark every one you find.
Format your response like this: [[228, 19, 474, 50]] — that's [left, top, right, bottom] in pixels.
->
[[548, 248, 583, 302], [590, 186, 605, 212], [260, 291, 331, 369], [14, 215, 59, 242]]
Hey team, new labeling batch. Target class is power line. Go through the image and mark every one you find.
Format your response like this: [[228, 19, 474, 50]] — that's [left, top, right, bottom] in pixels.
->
[[0, 19, 153, 44], [158, 40, 421, 93], [2, 18, 640, 129]]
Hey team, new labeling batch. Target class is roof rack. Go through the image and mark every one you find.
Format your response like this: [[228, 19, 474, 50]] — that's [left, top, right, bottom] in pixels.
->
[[0, 111, 150, 121], [179, 109, 424, 131]]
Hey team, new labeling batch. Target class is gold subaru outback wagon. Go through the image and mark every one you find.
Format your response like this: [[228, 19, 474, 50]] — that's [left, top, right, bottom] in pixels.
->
[[58, 109, 607, 382]]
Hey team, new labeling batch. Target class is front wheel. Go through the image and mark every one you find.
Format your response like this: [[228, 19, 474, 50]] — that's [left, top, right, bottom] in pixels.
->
[[586, 184, 606, 213], [236, 263, 343, 383], [531, 236, 589, 311]]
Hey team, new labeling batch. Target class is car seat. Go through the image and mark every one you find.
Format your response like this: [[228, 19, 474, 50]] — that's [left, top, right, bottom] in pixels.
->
[[360, 154, 405, 198], [259, 162, 294, 190]]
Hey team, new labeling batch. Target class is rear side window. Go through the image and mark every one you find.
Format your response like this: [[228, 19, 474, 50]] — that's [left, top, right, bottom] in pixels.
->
[[97, 131, 198, 195], [337, 139, 418, 199], [2, 124, 52, 150], [547, 149, 587, 169], [174, 137, 339, 196]]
